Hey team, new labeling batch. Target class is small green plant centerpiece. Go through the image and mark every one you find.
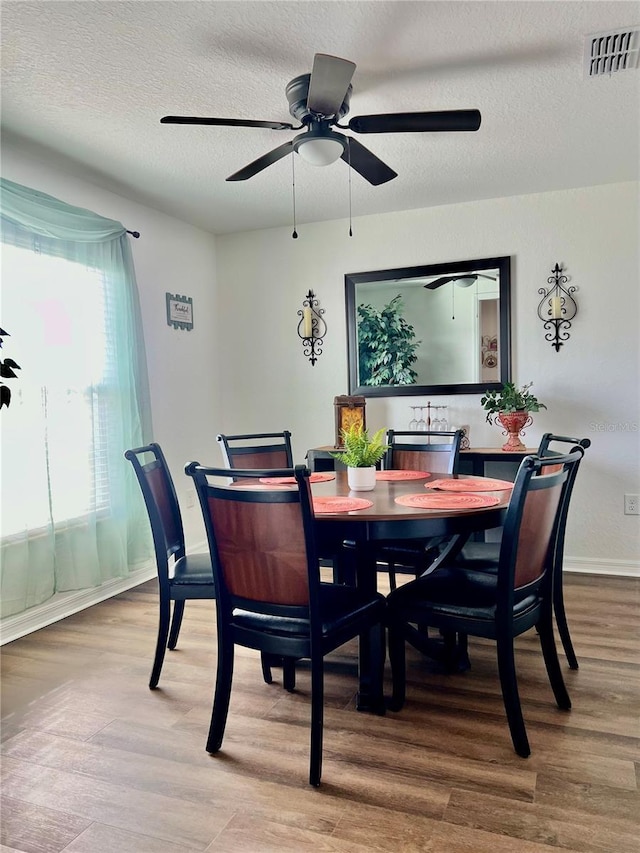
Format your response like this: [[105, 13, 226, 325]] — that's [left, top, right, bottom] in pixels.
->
[[331, 424, 389, 491], [480, 382, 547, 452]]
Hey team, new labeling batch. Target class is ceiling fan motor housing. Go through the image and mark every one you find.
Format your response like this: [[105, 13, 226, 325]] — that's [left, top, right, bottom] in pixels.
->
[[285, 73, 352, 123]]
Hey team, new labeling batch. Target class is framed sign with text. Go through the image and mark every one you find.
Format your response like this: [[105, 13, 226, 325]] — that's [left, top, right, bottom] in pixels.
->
[[166, 293, 193, 331]]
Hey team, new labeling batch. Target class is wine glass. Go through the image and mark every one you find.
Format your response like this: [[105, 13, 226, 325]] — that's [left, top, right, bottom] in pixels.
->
[[408, 406, 418, 430], [440, 405, 449, 431], [416, 406, 427, 431]]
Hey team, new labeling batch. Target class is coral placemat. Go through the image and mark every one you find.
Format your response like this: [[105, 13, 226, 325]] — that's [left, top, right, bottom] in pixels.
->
[[259, 472, 335, 485], [376, 470, 431, 481], [428, 477, 514, 492], [395, 493, 501, 510], [313, 496, 373, 514]]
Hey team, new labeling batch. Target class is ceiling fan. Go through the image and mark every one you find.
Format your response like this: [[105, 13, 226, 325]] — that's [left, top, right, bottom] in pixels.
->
[[160, 53, 481, 186], [424, 273, 496, 290]]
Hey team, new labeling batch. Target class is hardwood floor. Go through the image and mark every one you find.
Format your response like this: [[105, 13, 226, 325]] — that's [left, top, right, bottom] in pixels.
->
[[1, 573, 638, 852]]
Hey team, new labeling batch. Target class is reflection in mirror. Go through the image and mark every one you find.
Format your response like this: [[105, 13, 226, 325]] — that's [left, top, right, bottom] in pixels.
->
[[346, 256, 511, 397]]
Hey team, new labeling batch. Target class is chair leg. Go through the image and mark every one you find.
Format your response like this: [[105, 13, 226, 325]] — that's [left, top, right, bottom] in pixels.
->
[[538, 611, 572, 710], [149, 598, 171, 689], [496, 635, 530, 757], [260, 652, 274, 684], [387, 619, 407, 712], [282, 657, 297, 692], [554, 569, 579, 669], [388, 566, 398, 591], [167, 600, 185, 650], [309, 654, 324, 787], [206, 637, 234, 754]]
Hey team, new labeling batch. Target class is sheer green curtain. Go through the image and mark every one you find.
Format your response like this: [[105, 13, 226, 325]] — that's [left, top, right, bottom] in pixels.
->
[[0, 178, 153, 618]]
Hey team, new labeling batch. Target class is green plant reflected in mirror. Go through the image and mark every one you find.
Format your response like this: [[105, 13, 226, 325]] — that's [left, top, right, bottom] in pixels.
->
[[345, 256, 512, 398]]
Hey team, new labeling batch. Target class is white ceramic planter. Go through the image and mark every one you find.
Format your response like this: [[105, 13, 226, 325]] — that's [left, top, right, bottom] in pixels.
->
[[347, 466, 376, 491]]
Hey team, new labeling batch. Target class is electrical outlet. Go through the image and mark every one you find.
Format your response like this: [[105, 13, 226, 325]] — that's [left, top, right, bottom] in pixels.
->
[[624, 494, 639, 515], [185, 489, 196, 509]]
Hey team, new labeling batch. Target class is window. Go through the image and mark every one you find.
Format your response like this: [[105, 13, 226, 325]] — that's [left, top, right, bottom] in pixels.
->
[[0, 178, 153, 619], [2, 245, 117, 535]]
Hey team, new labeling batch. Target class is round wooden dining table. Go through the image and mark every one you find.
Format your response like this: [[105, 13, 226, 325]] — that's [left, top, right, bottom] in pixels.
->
[[309, 470, 512, 594], [232, 468, 514, 709], [304, 469, 514, 708]]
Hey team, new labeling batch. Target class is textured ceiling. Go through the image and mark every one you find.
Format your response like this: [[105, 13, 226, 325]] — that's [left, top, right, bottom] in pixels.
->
[[2, 1, 638, 235]]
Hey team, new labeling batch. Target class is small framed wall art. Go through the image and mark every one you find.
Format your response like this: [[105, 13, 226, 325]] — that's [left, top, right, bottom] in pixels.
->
[[166, 293, 193, 331]]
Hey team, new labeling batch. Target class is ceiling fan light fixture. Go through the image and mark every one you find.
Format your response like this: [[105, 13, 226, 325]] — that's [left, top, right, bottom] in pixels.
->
[[455, 276, 477, 288], [295, 135, 345, 166]]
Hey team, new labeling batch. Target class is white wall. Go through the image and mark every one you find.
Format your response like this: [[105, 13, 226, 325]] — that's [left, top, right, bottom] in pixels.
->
[[215, 182, 640, 570], [1, 141, 221, 548]]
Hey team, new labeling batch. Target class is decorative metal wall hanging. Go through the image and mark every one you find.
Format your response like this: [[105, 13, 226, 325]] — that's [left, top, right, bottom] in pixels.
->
[[166, 293, 193, 330], [536, 263, 577, 352], [297, 289, 327, 365]]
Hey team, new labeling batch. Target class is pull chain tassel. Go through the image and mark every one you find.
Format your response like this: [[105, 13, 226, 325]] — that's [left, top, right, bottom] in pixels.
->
[[291, 153, 298, 239], [347, 139, 353, 237]]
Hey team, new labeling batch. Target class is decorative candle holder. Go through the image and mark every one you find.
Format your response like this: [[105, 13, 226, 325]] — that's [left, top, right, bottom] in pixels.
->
[[297, 290, 327, 366], [536, 263, 578, 352]]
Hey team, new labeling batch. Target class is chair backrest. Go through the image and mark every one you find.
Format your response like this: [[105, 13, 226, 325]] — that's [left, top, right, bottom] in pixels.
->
[[384, 429, 463, 475], [217, 431, 294, 471], [124, 443, 185, 581], [185, 464, 318, 620], [536, 433, 590, 568], [498, 451, 584, 608]]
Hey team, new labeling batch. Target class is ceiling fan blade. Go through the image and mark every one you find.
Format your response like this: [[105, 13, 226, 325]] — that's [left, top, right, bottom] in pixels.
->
[[348, 110, 482, 134], [424, 275, 458, 290], [341, 138, 397, 186], [424, 272, 496, 290], [226, 140, 294, 181], [307, 53, 356, 117], [161, 116, 296, 131]]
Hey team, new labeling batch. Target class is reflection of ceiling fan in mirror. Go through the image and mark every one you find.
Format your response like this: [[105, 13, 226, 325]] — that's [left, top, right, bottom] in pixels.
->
[[160, 52, 481, 185], [424, 273, 497, 290]]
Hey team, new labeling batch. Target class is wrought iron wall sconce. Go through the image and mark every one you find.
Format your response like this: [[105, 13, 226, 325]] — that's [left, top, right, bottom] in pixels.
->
[[537, 263, 578, 352], [297, 290, 327, 365]]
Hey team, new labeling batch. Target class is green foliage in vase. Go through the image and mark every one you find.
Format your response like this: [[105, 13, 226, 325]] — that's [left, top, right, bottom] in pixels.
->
[[357, 295, 420, 386], [480, 381, 547, 423], [330, 425, 389, 468], [0, 327, 21, 410]]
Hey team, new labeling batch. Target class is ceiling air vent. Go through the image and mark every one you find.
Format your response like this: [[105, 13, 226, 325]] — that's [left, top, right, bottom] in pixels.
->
[[584, 28, 640, 77]]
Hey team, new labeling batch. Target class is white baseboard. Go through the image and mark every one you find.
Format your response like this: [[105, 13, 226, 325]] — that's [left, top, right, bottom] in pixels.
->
[[564, 557, 639, 578], [1, 548, 637, 646], [0, 564, 156, 646]]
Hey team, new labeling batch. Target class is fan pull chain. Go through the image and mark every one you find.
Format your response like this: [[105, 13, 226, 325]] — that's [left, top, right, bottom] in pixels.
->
[[291, 153, 298, 239], [347, 138, 353, 237], [452, 285, 455, 320]]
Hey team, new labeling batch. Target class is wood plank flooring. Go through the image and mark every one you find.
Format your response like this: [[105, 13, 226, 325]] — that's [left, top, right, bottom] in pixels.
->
[[1, 573, 638, 852]]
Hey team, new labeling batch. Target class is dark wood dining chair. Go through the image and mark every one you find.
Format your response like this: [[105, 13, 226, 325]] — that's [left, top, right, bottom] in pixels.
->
[[184, 463, 386, 787], [378, 429, 463, 589], [216, 429, 297, 685], [125, 443, 216, 689], [455, 434, 591, 668], [216, 430, 293, 471], [386, 449, 584, 758], [126, 443, 279, 690]]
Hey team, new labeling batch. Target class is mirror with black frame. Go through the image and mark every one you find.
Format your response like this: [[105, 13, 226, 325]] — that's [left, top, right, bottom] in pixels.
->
[[345, 256, 512, 397]]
